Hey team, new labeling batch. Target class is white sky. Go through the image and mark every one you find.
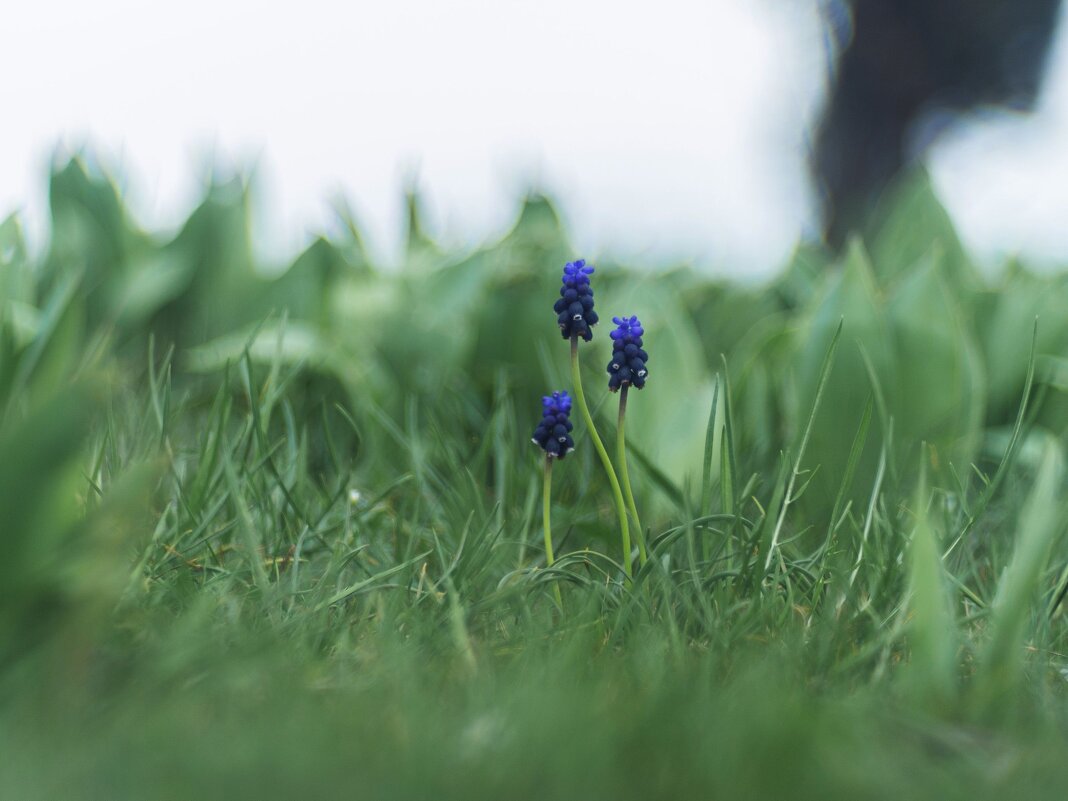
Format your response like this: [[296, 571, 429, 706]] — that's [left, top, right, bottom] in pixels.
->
[[1, 0, 1066, 274], [929, 19, 1068, 270]]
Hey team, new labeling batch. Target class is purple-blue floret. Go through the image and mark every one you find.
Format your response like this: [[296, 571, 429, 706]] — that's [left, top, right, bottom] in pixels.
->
[[607, 315, 649, 392], [553, 259, 599, 341], [531, 391, 576, 459]]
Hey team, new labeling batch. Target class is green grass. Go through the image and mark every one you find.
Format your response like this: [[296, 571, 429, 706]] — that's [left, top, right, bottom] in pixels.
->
[[3, 155, 1068, 799]]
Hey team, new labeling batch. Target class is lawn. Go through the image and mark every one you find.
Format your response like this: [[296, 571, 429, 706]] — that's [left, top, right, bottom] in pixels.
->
[[2, 157, 1068, 799]]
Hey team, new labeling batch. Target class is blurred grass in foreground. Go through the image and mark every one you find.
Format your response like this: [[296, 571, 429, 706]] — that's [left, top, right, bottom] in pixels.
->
[[2, 155, 1068, 798]]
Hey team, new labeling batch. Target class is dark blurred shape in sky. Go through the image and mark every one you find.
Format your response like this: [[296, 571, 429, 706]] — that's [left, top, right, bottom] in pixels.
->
[[816, 0, 1063, 247]]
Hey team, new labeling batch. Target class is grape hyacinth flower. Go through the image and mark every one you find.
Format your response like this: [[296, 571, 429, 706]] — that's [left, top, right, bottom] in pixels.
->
[[554, 259, 599, 341], [608, 314, 650, 566], [531, 391, 575, 460], [533, 391, 572, 609], [607, 315, 649, 392]]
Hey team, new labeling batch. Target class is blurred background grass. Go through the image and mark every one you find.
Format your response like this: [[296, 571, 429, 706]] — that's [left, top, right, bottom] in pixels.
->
[[3, 156, 1068, 798]]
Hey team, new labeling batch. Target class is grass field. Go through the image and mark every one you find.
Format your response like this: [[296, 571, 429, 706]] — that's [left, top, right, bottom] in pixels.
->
[[3, 156, 1068, 799]]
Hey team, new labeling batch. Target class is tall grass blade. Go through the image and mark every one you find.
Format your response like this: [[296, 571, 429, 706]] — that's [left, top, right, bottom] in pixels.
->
[[764, 320, 842, 569], [904, 459, 958, 709], [975, 443, 1064, 711]]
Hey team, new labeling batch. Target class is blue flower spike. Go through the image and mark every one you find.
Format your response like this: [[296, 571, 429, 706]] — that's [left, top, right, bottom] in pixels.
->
[[554, 259, 599, 341], [607, 315, 649, 392], [531, 391, 576, 459]]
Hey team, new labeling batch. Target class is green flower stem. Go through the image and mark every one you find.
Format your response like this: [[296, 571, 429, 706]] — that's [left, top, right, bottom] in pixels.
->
[[570, 335, 632, 579], [543, 454, 563, 609], [617, 386, 647, 566]]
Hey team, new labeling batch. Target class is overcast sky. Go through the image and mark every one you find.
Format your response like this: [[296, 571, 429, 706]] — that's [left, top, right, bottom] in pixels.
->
[[2, 0, 1068, 275]]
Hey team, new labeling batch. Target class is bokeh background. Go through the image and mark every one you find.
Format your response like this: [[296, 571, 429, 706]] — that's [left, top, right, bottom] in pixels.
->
[[7, 4, 1068, 799], [3, 0, 1067, 273]]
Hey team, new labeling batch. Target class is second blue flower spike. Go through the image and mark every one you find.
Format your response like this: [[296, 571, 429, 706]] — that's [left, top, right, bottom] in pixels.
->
[[607, 315, 649, 391]]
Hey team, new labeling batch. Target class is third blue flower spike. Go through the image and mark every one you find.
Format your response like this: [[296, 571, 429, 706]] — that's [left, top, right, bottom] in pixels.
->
[[531, 391, 576, 459]]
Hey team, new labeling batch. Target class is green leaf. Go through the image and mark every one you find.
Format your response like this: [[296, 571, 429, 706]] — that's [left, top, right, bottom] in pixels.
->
[[609, 275, 714, 495], [975, 443, 1065, 712], [0, 382, 100, 657], [980, 262, 1068, 418], [905, 466, 958, 709], [886, 252, 984, 471], [794, 238, 892, 511]]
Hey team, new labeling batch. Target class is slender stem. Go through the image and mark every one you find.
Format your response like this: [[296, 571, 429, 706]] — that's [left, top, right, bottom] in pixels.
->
[[569, 335, 632, 578], [543, 454, 563, 609], [617, 386, 647, 565]]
